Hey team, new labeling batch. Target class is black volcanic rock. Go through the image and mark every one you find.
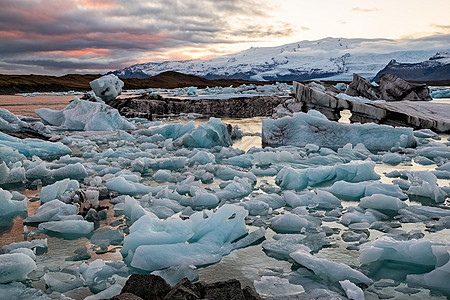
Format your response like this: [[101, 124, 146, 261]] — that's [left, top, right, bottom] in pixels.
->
[[373, 52, 450, 81], [379, 74, 432, 101], [344, 73, 431, 101], [345, 73, 381, 100]]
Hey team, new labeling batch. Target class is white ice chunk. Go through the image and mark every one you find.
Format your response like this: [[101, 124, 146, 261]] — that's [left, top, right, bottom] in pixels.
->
[[39, 179, 79, 203], [327, 181, 407, 201], [38, 220, 94, 235], [254, 276, 305, 299], [24, 199, 78, 223], [339, 280, 364, 300], [290, 250, 372, 285], [36, 98, 135, 131], [89, 74, 124, 101], [0, 132, 71, 158], [262, 110, 416, 151], [0, 188, 27, 217], [275, 161, 380, 191], [0, 253, 36, 283], [359, 194, 407, 217]]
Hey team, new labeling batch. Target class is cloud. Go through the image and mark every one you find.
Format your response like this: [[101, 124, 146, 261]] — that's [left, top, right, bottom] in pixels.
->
[[352, 7, 379, 13], [0, 0, 296, 74], [301, 26, 311, 31], [431, 24, 450, 33]]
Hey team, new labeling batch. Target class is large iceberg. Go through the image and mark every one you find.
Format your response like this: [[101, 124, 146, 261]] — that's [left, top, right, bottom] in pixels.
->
[[35, 97, 135, 131], [262, 110, 416, 151]]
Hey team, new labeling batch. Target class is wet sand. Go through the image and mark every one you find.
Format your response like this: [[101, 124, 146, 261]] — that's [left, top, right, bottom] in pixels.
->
[[0, 95, 74, 117]]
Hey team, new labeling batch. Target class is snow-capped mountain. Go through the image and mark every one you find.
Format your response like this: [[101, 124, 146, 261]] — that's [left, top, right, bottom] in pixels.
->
[[111, 37, 450, 81], [373, 52, 450, 81]]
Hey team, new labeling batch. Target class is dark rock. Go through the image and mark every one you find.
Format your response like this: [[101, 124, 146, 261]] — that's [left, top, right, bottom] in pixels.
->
[[109, 293, 144, 300], [195, 279, 246, 300], [345, 73, 381, 100], [106, 95, 286, 120], [379, 74, 432, 101], [164, 278, 200, 300], [121, 274, 172, 300], [242, 286, 264, 300]]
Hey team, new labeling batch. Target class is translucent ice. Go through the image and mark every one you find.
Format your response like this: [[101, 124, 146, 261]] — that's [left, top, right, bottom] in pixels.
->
[[24, 199, 78, 223], [0, 188, 27, 218], [339, 280, 364, 300], [0, 132, 71, 158], [254, 276, 305, 298], [39, 179, 80, 203], [38, 219, 94, 235], [89, 74, 124, 101], [151, 265, 198, 287], [290, 250, 372, 285], [36, 98, 135, 131], [276, 161, 380, 191], [179, 117, 232, 148], [0, 253, 36, 283], [262, 110, 416, 151], [359, 194, 407, 217], [327, 181, 407, 201]]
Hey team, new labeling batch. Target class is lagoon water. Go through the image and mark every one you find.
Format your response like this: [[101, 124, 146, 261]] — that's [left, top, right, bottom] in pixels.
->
[[0, 93, 449, 299]]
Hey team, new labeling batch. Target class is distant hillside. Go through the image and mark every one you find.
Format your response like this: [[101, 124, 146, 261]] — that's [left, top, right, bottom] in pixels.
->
[[0, 71, 270, 95], [373, 52, 450, 81]]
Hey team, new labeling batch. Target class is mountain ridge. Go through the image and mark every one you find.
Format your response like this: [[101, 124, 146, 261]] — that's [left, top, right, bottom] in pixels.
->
[[111, 36, 450, 81]]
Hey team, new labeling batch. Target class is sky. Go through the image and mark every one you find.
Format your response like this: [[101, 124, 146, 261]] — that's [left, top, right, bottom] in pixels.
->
[[0, 0, 449, 75]]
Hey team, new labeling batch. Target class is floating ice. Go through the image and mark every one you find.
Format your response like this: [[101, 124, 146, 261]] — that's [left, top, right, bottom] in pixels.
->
[[284, 190, 342, 209], [84, 284, 122, 300], [0, 132, 71, 158], [0, 282, 52, 300], [275, 161, 380, 191], [254, 276, 305, 298], [89, 74, 124, 101], [38, 219, 94, 235], [270, 214, 312, 233], [179, 117, 233, 148], [43, 271, 84, 293], [359, 194, 407, 217], [262, 110, 416, 151], [39, 178, 80, 203], [131, 157, 188, 172], [0, 253, 36, 283], [106, 176, 163, 196], [35, 98, 135, 131], [125, 204, 248, 271], [0, 147, 26, 164], [290, 250, 372, 285], [339, 280, 364, 300], [0, 188, 27, 218], [406, 171, 447, 203], [359, 236, 447, 270], [24, 199, 78, 223], [151, 265, 199, 287], [327, 181, 407, 201]]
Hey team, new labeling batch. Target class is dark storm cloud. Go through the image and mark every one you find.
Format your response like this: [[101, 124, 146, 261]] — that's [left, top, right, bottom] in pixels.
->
[[0, 0, 296, 74]]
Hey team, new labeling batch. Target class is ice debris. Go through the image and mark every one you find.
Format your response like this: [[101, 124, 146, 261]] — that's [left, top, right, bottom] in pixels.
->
[[0, 253, 36, 283]]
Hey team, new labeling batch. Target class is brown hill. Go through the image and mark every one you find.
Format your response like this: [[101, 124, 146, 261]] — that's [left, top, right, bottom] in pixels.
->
[[0, 71, 271, 95]]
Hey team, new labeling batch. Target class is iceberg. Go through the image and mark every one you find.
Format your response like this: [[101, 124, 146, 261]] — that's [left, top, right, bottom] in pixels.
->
[[0, 253, 36, 283], [275, 161, 380, 191], [38, 219, 94, 235], [124, 204, 248, 271], [290, 250, 373, 285], [35, 97, 135, 131], [178, 117, 232, 148], [89, 74, 124, 101], [0, 132, 71, 158], [24, 199, 78, 223], [359, 194, 407, 217], [254, 276, 305, 298], [327, 180, 407, 201], [39, 178, 80, 203], [262, 110, 416, 151], [0, 188, 27, 218]]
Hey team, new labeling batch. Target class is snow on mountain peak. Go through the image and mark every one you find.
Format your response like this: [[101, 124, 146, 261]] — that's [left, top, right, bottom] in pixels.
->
[[111, 37, 450, 81]]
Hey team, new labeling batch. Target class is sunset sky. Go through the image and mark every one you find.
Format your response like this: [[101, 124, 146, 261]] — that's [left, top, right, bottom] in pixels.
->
[[1, 0, 449, 75]]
